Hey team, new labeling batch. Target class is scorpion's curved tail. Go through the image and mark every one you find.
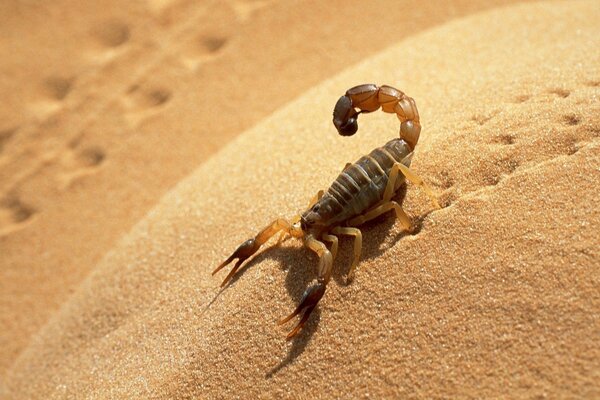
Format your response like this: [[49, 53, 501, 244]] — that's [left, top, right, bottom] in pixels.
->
[[332, 84, 421, 150]]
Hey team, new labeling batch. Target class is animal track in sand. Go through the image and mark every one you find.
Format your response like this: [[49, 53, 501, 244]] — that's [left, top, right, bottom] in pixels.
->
[[58, 143, 106, 187], [561, 135, 579, 156], [75, 146, 106, 168], [482, 157, 521, 187], [548, 88, 570, 98], [43, 76, 74, 101], [562, 114, 580, 126], [431, 170, 457, 208], [92, 20, 131, 48], [123, 84, 172, 126], [513, 94, 530, 103], [126, 84, 172, 109], [0, 127, 17, 153], [200, 36, 228, 53], [470, 110, 499, 126], [492, 133, 516, 145], [0, 194, 36, 235], [180, 33, 230, 70], [458, 84, 597, 195], [435, 169, 455, 190]]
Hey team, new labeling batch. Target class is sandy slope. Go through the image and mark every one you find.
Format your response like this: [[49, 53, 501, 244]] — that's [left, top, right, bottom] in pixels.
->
[[4, 1, 598, 398], [0, 0, 535, 382]]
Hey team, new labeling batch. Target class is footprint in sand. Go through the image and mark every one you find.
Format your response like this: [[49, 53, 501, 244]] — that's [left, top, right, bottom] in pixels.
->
[[58, 143, 106, 187], [547, 88, 570, 98], [28, 76, 75, 120], [561, 113, 580, 127], [513, 94, 530, 104], [92, 20, 131, 48], [470, 110, 499, 126], [491, 133, 516, 146], [180, 33, 229, 70], [0, 127, 18, 154], [482, 157, 521, 187], [0, 194, 36, 235], [86, 19, 131, 64], [122, 83, 172, 126], [43, 76, 75, 101]]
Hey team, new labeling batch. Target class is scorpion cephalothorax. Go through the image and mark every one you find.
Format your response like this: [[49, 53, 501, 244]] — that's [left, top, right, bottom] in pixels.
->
[[213, 84, 440, 339]]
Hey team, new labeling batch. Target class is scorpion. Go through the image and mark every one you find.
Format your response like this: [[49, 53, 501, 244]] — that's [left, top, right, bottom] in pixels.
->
[[213, 84, 440, 339]]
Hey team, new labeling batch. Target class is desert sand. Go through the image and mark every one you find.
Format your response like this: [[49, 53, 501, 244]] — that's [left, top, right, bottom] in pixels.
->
[[1, 0, 599, 398]]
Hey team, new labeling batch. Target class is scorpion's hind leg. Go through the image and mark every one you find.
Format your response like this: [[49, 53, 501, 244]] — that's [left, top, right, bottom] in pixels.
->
[[393, 162, 441, 209], [278, 236, 333, 340], [213, 218, 291, 287], [348, 201, 414, 233]]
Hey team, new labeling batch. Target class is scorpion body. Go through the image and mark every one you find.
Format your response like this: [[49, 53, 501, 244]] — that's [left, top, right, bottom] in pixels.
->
[[213, 84, 439, 339], [306, 137, 413, 230]]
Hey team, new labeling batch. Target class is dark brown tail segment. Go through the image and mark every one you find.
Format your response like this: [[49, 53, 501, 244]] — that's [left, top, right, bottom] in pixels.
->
[[332, 84, 421, 150]]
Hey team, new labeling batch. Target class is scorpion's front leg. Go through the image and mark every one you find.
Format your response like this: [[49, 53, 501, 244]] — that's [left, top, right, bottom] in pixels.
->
[[278, 236, 332, 340], [213, 218, 292, 287]]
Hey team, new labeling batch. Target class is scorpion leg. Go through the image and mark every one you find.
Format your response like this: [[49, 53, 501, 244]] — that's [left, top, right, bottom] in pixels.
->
[[322, 233, 338, 261], [278, 236, 332, 339], [213, 218, 291, 287], [348, 201, 413, 233], [331, 227, 363, 283], [393, 162, 441, 209]]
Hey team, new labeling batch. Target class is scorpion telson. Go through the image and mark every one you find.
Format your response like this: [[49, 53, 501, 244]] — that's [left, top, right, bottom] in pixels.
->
[[213, 84, 440, 340]]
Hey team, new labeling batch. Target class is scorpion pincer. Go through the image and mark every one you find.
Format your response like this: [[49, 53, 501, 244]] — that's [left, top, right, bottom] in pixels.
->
[[213, 84, 440, 339]]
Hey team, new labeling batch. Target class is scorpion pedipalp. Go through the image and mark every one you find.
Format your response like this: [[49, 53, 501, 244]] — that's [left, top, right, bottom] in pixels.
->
[[213, 218, 299, 287], [278, 282, 325, 340], [212, 238, 259, 287]]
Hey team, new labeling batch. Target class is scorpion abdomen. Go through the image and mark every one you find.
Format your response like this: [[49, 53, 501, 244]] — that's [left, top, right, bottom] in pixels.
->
[[323, 138, 413, 226]]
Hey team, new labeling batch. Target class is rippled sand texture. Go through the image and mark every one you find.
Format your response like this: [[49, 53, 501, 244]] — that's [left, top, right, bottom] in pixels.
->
[[2, 0, 599, 398]]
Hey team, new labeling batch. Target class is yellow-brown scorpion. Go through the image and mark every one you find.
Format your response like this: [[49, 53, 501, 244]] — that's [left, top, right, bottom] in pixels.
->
[[213, 84, 440, 339]]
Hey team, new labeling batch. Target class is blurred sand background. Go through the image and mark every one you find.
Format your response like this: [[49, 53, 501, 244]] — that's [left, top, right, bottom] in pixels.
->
[[1, 0, 599, 398]]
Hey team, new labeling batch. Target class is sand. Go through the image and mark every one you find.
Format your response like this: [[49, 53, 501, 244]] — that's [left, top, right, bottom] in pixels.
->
[[0, 0, 537, 382], [1, 0, 599, 398]]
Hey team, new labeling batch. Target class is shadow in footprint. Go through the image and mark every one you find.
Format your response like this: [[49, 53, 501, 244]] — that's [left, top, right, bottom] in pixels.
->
[[513, 94, 530, 103], [76, 146, 106, 167], [93, 20, 131, 48], [0, 127, 18, 153], [43, 76, 74, 101], [548, 88, 570, 98], [126, 84, 172, 109], [562, 114, 580, 126], [0, 194, 36, 232], [492, 133, 515, 145], [180, 33, 230, 70], [200, 36, 228, 53]]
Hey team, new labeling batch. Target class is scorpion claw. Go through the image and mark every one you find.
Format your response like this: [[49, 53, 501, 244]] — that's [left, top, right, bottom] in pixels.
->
[[213, 239, 259, 286], [278, 282, 326, 339], [285, 306, 316, 340]]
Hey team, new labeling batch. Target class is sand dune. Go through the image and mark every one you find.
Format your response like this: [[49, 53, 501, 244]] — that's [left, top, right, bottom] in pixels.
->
[[3, 1, 598, 398], [0, 0, 537, 384]]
